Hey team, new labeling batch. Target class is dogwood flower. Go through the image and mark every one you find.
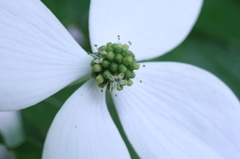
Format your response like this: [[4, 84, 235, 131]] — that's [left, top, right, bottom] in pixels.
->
[[0, 0, 240, 159]]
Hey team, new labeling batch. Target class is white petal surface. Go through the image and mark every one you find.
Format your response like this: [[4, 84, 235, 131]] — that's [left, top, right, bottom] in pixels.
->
[[113, 62, 240, 159], [0, 0, 91, 110], [43, 79, 130, 159], [89, 0, 203, 60], [0, 111, 24, 147], [0, 144, 16, 159]]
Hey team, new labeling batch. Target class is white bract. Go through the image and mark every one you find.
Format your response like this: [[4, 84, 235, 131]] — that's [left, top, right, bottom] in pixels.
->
[[0, 0, 240, 159]]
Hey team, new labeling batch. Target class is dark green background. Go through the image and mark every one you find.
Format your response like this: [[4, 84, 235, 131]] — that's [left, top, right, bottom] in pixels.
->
[[3, 0, 240, 158]]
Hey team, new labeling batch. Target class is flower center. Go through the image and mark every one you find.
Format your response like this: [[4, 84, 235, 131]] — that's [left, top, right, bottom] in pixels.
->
[[88, 39, 139, 93]]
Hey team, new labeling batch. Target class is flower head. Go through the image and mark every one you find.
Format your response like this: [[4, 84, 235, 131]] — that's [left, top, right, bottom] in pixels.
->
[[1, 0, 240, 159]]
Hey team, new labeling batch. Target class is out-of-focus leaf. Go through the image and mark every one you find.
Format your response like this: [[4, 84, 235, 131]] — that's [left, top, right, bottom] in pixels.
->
[[194, 0, 240, 44]]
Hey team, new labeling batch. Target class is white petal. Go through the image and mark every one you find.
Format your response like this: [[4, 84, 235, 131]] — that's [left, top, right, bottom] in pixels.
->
[[0, 0, 91, 110], [43, 79, 130, 159], [0, 144, 16, 159], [89, 0, 203, 60], [113, 62, 240, 159], [0, 111, 24, 147]]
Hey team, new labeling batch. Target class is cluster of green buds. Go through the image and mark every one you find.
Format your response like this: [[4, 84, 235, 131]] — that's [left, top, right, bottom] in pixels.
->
[[89, 41, 140, 93]]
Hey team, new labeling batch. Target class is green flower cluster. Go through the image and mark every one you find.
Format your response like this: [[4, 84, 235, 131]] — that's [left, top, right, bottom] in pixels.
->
[[89, 42, 140, 93]]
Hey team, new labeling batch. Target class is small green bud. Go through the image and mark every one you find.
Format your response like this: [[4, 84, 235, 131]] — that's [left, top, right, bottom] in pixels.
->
[[108, 74, 115, 81], [103, 70, 111, 79], [114, 54, 123, 63], [130, 72, 135, 78], [110, 62, 118, 72], [117, 85, 124, 91], [127, 79, 133, 86], [114, 47, 122, 53], [129, 61, 139, 70], [124, 70, 132, 79], [93, 64, 102, 72], [118, 73, 124, 79], [118, 64, 127, 73], [111, 43, 118, 49], [106, 52, 115, 61], [106, 42, 112, 47], [129, 52, 135, 58], [120, 80, 128, 86], [134, 63, 140, 70], [122, 50, 132, 56], [102, 60, 111, 68], [99, 45, 106, 51], [90, 60, 95, 66], [96, 75, 104, 84], [122, 44, 129, 50], [122, 56, 133, 66]]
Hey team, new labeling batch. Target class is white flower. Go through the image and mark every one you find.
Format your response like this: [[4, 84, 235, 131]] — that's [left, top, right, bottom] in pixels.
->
[[0, 0, 240, 159]]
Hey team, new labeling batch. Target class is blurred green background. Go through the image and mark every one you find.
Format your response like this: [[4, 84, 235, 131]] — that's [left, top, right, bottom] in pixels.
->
[[2, 0, 240, 158]]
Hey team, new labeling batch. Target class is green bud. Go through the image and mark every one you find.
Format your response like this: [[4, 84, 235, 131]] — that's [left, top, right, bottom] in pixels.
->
[[106, 52, 114, 61], [130, 72, 135, 78], [117, 85, 123, 91], [127, 79, 133, 86], [108, 74, 115, 81], [122, 50, 132, 56], [96, 75, 104, 84], [122, 56, 133, 66], [111, 43, 118, 49], [129, 61, 139, 70], [93, 64, 102, 72], [102, 60, 111, 68], [114, 47, 122, 54], [118, 73, 124, 79], [134, 63, 140, 70], [99, 45, 106, 51], [118, 64, 127, 73], [122, 44, 129, 50], [114, 54, 123, 63], [106, 42, 112, 47], [129, 52, 135, 58], [120, 80, 128, 86], [90, 60, 95, 66], [103, 70, 111, 79], [124, 70, 132, 79], [110, 62, 118, 72]]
